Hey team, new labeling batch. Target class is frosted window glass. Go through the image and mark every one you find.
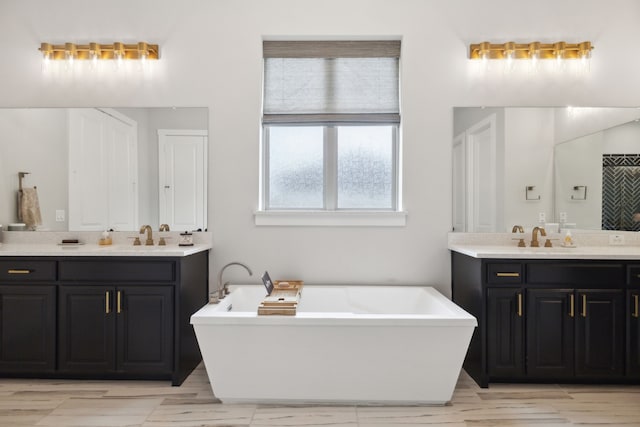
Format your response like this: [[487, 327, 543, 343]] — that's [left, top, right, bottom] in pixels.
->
[[268, 127, 324, 209], [337, 126, 393, 209]]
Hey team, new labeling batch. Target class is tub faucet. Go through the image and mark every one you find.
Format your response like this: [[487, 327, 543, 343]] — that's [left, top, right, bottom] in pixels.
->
[[212, 262, 253, 303]]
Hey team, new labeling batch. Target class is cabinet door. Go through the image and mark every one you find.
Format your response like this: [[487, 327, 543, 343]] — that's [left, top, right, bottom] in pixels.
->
[[526, 289, 574, 378], [628, 290, 640, 377], [575, 289, 624, 377], [59, 286, 116, 373], [487, 288, 524, 378], [0, 285, 56, 372], [116, 286, 174, 374]]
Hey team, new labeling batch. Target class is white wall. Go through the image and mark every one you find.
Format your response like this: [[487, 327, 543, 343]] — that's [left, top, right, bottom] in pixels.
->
[[3, 0, 640, 295]]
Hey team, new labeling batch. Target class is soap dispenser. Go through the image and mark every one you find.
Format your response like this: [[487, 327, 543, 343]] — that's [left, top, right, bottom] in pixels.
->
[[563, 230, 574, 247], [99, 230, 113, 246]]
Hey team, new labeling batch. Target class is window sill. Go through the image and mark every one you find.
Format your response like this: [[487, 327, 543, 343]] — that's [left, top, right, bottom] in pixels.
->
[[254, 210, 407, 227]]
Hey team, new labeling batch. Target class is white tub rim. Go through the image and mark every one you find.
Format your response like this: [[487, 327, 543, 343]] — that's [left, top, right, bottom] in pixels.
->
[[191, 284, 477, 327]]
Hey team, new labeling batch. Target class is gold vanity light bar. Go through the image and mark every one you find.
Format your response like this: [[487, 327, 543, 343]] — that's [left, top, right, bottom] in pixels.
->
[[39, 42, 159, 61], [469, 41, 592, 60]]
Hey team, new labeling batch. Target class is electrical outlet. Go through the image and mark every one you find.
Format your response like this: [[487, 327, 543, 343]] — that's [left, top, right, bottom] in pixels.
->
[[559, 212, 567, 222], [55, 210, 65, 222], [538, 212, 546, 223], [609, 234, 625, 246]]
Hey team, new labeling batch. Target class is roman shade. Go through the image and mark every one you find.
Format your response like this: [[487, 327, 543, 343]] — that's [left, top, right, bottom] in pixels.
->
[[263, 40, 401, 124]]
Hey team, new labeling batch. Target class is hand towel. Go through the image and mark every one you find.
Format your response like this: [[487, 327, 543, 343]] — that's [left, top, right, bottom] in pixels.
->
[[18, 187, 42, 230]]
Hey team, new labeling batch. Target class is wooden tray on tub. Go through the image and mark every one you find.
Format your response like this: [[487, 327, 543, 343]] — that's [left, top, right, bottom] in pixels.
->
[[257, 280, 303, 316]]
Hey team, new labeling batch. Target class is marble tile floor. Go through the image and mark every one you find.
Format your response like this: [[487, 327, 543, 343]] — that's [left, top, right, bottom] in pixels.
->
[[0, 365, 639, 427]]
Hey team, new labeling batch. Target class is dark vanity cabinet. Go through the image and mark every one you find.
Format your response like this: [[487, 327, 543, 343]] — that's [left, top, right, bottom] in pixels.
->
[[0, 252, 208, 385], [628, 266, 640, 377], [58, 285, 174, 376], [0, 260, 57, 373], [486, 287, 525, 378], [452, 252, 635, 387]]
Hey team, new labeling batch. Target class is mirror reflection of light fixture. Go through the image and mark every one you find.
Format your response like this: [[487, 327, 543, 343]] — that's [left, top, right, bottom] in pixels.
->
[[469, 40, 593, 72], [38, 41, 159, 71]]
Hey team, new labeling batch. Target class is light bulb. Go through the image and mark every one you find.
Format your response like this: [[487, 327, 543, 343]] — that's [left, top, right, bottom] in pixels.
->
[[138, 42, 149, 72], [503, 42, 516, 72], [89, 42, 100, 70], [113, 42, 125, 70], [528, 42, 540, 73], [578, 42, 591, 73], [553, 42, 566, 71], [64, 43, 76, 71], [40, 43, 53, 73], [477, 42, 490, 71]]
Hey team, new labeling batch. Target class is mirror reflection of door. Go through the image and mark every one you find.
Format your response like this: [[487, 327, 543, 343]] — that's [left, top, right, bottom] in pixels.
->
[[158, 129, 208, 232], [68, 108, 138, 231], [452, 114, 497, 232], [452, 132, 466, 232]]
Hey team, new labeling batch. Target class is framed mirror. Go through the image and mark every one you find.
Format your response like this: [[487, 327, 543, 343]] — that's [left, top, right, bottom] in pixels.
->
[[0, 107, 208, 232]]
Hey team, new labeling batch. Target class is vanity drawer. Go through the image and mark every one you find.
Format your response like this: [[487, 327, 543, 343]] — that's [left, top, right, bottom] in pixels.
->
[[0, 260, 57, 282], [59, 260, 176, 283], [528, 262, 625, 286], [486, 263, 523, 284]]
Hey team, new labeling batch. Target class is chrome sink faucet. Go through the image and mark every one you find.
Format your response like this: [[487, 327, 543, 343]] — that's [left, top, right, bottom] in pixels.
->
[[212, 262, 253, 303]]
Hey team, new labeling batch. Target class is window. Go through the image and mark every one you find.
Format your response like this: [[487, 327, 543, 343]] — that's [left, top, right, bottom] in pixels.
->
[[261, 40, 402, 222]]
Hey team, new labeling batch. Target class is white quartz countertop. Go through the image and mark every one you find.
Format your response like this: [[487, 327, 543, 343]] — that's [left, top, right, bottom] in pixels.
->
[[448, 243, 640, 260], [448, 231, 640, 260], [0, 242, 211, 257]]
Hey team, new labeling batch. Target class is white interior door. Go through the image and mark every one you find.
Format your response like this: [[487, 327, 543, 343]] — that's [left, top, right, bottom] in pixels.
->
[[158, 130, 208, 231], [105, 116, 138, 231], [466, 115, 497, 232], [452, 132, 466, 232], [69, 108, 138, 231]]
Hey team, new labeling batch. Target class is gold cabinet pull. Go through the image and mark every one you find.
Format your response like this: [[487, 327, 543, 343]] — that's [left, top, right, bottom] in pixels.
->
[[581, 294, 587, 317], [569, 294, 575, 318], [634, 294, 639, 319], [117, 291, 122, 314], [7, 269, 31, 274], [496, 272, 520, 277], [105, 291, 110, 314], [517, 293, 523, 317]]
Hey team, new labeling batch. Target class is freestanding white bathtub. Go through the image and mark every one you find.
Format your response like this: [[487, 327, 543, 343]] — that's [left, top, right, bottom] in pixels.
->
[[191, 285, 476, 405]]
